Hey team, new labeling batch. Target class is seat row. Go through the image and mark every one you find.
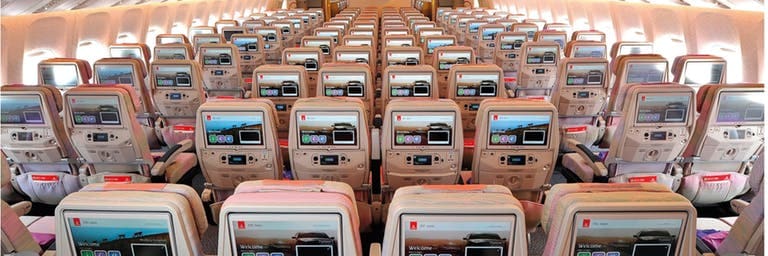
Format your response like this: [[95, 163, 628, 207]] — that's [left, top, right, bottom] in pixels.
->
[[3, 179, 762, 256]]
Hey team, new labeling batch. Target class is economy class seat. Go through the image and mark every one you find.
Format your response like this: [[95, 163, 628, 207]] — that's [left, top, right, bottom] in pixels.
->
[[679, 84, 764, 205], [431, 45, 475, 98], [515, 41, 560, 98], [446, 64, 506, 131], [379, 184, 529, 256], [541, 183, 697, 256], [1, 85, 82, 204], [55, 183, 208, 256], [550, 58, 610, 150], [493, 31, 528, 75], [218, 180, 366, 256], [150, 59, 206, 147], [282, 47, 324, 95], [563, 83, 696, 189], [255, 26, 285, 64], [93, 57, 163, 149], [302, 36, 336, 63], [382, 99, 463, 192], [317, 63, 375, 126], [195, 99, 283, 222], [252, 64, 310, 135], [230, 33, 266, 91], [471, 98, 560, 202], [63, 84, 197, 185], [197, 43, 245, 98]]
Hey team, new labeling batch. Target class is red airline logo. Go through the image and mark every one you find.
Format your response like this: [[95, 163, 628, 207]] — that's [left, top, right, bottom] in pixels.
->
[[238, 221, 246, 229], [73, 218, 81, 226], [582, 219, 591, 228], [703, 174, 730, 182], [410, 221, 418, 230], [628, 176, 657, 183]]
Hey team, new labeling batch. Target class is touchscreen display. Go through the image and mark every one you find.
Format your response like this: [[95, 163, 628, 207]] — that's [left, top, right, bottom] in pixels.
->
[[565, 63, 607, 86], [626, 63, 666, 84], [336, 52, 370, 64], [618, 44, 653, 55], [488, 113, 551, 146], [389, 73, 432, 97], [203, 112, 264, 146], [573, 45, 607, 58], [286, 52, 321, 71], [40, 64, 79, 88], [69, 95, 122, 126], [303, 40, 333, 54], [233, 37, 260, 52], [110, 48, 143, 60], [387, 51, 421, 66], [392, 112, 454, 146], [682, 62, 724, 86], [256, 73, 301, 97], [455, 71, 499, 97], [155, 48, 189, 60], [499, 36, 526, 51], [482, 27, 505, 41], [229, 214, 342, 256], [572, 213, 684, 256], [201, 48, 234, 66], [322, 73, 366, 97], [400, 214, 515, 256], [716, 92, 764, 123], [65, 211, 174, 256], [515, 27, 537, 40], [1, 95, 45, 125], [438, 51, 472, 71], [636, 94, 691, 124], [154, 65, 193, 87], [426, 39, 455, 54], [525, 46, 558, 65], [297, 112, 358, 146], [385, 38, 413, 47], [256, 29, 279, 42], [96, 64, 134, 85]]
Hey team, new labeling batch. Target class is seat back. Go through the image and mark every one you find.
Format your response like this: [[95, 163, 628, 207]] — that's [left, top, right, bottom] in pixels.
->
[[274, 21, 297, 48], [150, 59, 206, 146], [511, 23, 538, 41], [542, 183, 697, 256], [218, 180, 363, 256], [242, 20, 266, 34], [422, 35, 456, 59], [551, 58, 610, 147], [610, 41, 655, 59], [494, 32, 528, 73], [382, 65, 439, 110], [607, 54, 669, 117], [64, 85, 154, 183], [197, 43, 244, 98], [93, 58, 153, 115], [431, 46, 475, 98], [255, 26, 284, 63], [671, 54, 727, 90], [447, 64, 506, 131], [215, 19, 239, 33], [382, 99, 463, 190], [188, 26, 216, 38], [472, 98, 560, 201], [381, 184, 528, 256], [516, 41, 561, 98], [220, 26, 245, 42], [534, 30, 567, 56], [303, 36, 336, 63], [571, 30, 606, 42], [37, 58, 92, 91], [564, 41, 607, 59], [55, 183, 208, 256], [230, 34, 266, 76], [192, 34, 225, 53], [283, 47, 324, 90], [288, 98, 370, 190], [606, 84, 696, 188], [477, 24, 505, 59], [109, 43, 151, 70], [333, 45, 374, 70], [252, 65, 310, 133], [1, 85, 82, 204], [154, 43, 194, 60], [195, 99, 283, 192], [155, 34, 190, 45], [314, 27, 343, 45], [679, 84, 763, 205], [383, 46, 424, 69]]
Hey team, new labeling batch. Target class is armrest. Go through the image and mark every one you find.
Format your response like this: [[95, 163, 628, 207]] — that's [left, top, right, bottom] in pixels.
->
[[151, 139, 194, 177], [696, 236, 715, 254], [730, 199, 750, 214], [369, 243, 381, 256], [10, 201, 32, 216], [565, 138, 608, 177]]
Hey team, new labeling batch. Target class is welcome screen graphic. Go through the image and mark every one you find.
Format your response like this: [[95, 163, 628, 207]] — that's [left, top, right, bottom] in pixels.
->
[[68, 216, 172, 256]]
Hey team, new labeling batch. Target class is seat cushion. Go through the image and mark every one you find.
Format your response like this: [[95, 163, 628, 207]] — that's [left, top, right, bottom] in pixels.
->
[[697, 217, 732, 232], [151, 152, 198, 183]]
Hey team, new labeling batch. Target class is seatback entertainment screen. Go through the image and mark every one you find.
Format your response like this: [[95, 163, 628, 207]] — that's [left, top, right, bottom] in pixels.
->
[[228, 213, 342, 256], [203, 111, 265, 146], [296, 112, 359, 146], [68, 95, 122, 126], [635, 94, 691, 124], [392, 112, 455, 147], [64, 211, 175, 256], [488, 113, 551, 146], [1, 95, 45, 125]]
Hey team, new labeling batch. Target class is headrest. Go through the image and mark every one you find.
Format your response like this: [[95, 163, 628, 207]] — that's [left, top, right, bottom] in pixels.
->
[[696, 84, 719, 113], [394, 184, 512, 196], [40, 58, 93, 83], [2, 84, 63, 112], [542, 183, 672, 230], [610, 53, 665, 75], [94, 57, 147, 79], [234, 180, 355, 202], [109, 43, 151, 67], [79, 183, 208, 236], [72, 84, 141, 112]]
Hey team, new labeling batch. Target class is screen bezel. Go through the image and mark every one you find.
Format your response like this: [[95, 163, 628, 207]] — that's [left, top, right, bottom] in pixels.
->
[[152, 64, 195, 89], [486, 111, 553, 150], [95, 63, 137, 86], [633, 92, 692, 127], [63, 210, 177, 256], [568, 211, 689, 256], [454, 71, 501, 98], [399, 213, 518, 256], [202, 110, 267, 149], [714, 91, 764, 125], [39, 63, 81, 88], [1, 94, 47, 126], [67, 94, 124, 127], [155, 46, 190, 60], [564, 62, 608, 88], [320, 71, 369, 98], [199, 47, 235, 67], [391, 111, 457, 149], [623, 61, 668, 85], [680, 60, 726, 86], [227, 212, 344, 256], [295, 111, 361, 150]]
